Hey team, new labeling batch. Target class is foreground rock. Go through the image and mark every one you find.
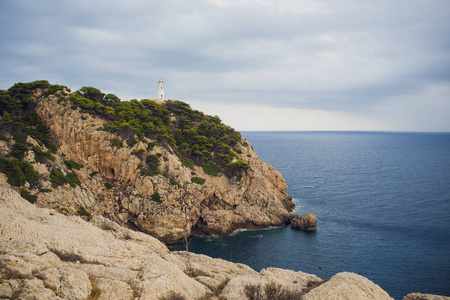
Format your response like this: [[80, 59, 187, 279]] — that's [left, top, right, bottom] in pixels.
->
[[290, 212, 317, 229], [402, 293, 450, 300], [302, 272, 393, 300], [1, 181, 446, 299]]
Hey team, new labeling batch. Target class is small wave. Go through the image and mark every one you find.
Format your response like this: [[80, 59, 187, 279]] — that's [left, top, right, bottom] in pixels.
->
[[250, 234, 264, 238], [304, 185, 319, 188], [229, 226, 284, 236]]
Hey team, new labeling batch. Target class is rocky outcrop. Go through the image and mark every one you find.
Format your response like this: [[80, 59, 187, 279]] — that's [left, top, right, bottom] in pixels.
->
[[402, 293, 450, 300], [302, 272, 393, 300], [0, 181, 446, 299], [220, 268, 323, 299], [290, 212, 317, 230], [25, 89, 294, 243]]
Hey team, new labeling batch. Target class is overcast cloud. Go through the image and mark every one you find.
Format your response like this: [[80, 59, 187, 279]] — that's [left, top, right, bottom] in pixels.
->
[[1, 0, 449, 131]]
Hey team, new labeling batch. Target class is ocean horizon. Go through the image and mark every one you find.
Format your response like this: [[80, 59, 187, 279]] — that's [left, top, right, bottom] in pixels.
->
[[173, 131, 450, 300]]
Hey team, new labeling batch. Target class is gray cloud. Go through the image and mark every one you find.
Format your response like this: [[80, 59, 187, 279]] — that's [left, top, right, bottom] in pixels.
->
[[1, 0, 449, 131]]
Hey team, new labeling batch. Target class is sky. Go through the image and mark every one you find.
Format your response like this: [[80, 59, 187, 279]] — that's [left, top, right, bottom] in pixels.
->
[[1, 0, 450, 132]]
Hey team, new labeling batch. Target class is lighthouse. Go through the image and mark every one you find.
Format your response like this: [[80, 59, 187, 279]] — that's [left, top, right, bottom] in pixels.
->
[[157, 80, 165, 100]]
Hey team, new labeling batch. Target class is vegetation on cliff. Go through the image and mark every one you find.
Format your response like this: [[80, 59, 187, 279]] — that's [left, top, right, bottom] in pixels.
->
[[0, 81, 61, 188], [0, 80, 250, 193], [0, 80, 293, 244], [68, 85, 247, 176]]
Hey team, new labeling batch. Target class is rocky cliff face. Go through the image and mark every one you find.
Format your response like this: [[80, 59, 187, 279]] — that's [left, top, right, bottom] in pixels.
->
[[26, 88, 293, 243]]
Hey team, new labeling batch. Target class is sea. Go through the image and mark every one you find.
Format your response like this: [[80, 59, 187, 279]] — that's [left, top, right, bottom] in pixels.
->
[[173, 131, 450, 299]]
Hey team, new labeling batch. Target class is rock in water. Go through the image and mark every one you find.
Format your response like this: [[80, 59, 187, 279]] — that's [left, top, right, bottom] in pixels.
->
[[290, 212, 317, 230]]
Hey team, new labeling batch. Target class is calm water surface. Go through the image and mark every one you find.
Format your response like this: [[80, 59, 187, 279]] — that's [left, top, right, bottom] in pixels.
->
[[174, 132, 450, 299]]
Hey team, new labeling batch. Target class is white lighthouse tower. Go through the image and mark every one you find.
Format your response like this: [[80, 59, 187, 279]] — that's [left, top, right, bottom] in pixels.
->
[[157, 80, 166, 100]]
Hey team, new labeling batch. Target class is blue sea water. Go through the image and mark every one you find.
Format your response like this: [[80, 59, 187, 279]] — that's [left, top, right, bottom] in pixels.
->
[[175, 132, 450, 299]]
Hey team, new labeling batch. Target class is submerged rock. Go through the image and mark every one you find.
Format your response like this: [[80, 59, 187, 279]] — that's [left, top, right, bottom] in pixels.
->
[[290, 212, 317, 230]]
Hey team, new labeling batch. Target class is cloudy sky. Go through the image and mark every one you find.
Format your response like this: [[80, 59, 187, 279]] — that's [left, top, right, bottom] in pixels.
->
[[1, 0, 449, 132]]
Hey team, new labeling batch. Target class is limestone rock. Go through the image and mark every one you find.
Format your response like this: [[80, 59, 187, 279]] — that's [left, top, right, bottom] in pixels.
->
[[220, 267, 323, 299], [302, 272, 394, 300], [402, 293, 450, 300], [0, 183, 418, 300], [28, 89, 294, 243], [290, 212, 317, 230], [173, 251, 257, 290], [96, 278, 134, 300]]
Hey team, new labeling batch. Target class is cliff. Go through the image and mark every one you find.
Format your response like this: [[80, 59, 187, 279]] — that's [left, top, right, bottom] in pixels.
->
[[0, 81, 293, 243]]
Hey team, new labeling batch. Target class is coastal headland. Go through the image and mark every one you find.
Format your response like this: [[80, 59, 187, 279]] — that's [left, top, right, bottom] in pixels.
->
[[0, 81, 448, 299]]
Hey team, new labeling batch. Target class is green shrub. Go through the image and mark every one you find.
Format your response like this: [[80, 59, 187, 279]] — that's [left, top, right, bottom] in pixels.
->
[[169, 178, 181, 188], [21, 160, 40, 187], [131, 148, 146, 158], [65, 159, 84, 170], [202, 162, 222, 176], [20, 188, 37, 204], [32, 146, 55, 162], [143, 154, 160, 176], [66, 172, 81, 187], [50, 169, 80, 188], [50, 169, 66, 187], [151, 193, 162, 203], [44, 84, 68, 96], [89, 171, 99, 178], [0, 158, 39, 187], [104, 182, 113, 189], [87, 280, 102, 300], [140, 167, 157, 176], [39, 188, 52, 193], [13, 133, 28, 144], [182, 159, 193, 167], [78, 205, 91, 220], [11, 143, 28, 159], [224, 161, 250, 178], [233, 147, 242, 154], [191, 177, 206, 185], [147, 142, 156, 150], [126, 137, 138, 147], [110, 137, 122, 148]]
